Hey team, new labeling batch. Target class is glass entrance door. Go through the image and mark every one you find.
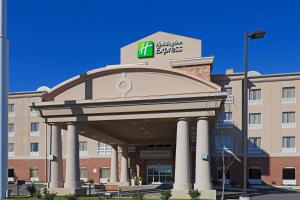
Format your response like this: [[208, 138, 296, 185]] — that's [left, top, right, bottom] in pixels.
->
[[147, 165, 172, 184]]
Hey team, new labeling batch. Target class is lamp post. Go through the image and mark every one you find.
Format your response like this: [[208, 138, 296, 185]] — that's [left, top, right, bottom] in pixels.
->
[[0, 0, 8, 198], [240, 30, 265, 200]]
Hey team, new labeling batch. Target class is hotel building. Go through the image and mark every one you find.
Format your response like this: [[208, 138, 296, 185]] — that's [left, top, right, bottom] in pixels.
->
[[7, 32, 300, 199]]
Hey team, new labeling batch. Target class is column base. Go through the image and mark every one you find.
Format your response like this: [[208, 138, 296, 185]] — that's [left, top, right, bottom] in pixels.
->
[[49, 182, 64, 189], [239, 196, 251, 200], [194, 183, 212, 191], [115, 182, 130, 186], [171, 189, 190, 199], [47, 188, 86, 196], [64, 182, 81, 189], [173, 182, 192, 190], [199, 190, 216, 200]]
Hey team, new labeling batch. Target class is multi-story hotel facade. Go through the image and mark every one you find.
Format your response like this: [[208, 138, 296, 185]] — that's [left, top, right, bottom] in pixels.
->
[[7, 32, 300, 199]]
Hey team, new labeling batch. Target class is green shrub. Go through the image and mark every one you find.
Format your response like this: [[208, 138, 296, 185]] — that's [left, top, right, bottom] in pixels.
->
[[65, 193, 77, 200], [26, 184, 37, 197], [35, 191, 42, 199], [42, 188, 57, 200], [160, 191, 172, 200], [188, 189, 200, 200], [131, 191, 144, 200]]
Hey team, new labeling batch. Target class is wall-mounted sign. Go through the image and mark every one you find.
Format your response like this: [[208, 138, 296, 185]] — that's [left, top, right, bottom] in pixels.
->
[[137, 40, 183, 59]]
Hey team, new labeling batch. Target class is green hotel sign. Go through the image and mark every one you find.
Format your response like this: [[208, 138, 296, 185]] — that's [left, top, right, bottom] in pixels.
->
[[137, 40, 183, 59], [137, 41, 154, 58]]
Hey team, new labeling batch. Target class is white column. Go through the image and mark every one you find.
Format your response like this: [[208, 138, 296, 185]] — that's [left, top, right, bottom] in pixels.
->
[[173, 118, 191, 190], [110, 145, 118, 182], [64, 123, 80, 189], [49, 124, 63, 188], [120, 145, 129, 183], [194, 117, 212, 190]]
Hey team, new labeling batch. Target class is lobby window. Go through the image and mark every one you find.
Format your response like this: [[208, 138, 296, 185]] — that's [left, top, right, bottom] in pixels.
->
[[282, 112, 296, 128], [249, 89, 262, 105], [30, 122, 39, 136], [283, 167, 296, 185], [97, 142, 111, 156], [282, 136, 296, 153], [80, 168, 88, 182], [30, 107, 38, 116], [248, 137, 262, 153], [215, 135, 233, 152], [8, 104, 15, 117], [249, 113, 262, 129], [217, 112, 233, 128], [8, 143, 14, 157], [248, 167, 262, 185], [100, 167, 111, 183], [222, 87, 234, 103], [79, 141, 88, 156], [217, 167, 231, 185], [8, 123, 15, 137], [282, 87, 296, 104], [30, 142, 39, 156], [29, 168, 39, 182]]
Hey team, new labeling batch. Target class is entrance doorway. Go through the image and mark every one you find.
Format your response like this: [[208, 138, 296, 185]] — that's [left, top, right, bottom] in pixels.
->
[[147, 165, 172, 184]]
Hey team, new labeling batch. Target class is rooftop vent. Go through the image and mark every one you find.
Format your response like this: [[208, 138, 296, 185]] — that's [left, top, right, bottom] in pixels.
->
[[226, 68, 234, 75], [36, 86, 50, 92]]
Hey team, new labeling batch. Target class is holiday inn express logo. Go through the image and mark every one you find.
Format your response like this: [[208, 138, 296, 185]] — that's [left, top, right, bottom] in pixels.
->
[[137, 41, 154, 58]]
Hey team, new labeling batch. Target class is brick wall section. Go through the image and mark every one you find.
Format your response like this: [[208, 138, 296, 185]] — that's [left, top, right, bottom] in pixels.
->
[[177, 64, 212, 81]]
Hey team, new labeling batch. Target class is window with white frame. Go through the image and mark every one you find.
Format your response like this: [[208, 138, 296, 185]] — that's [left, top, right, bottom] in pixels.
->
[[8, 143, 14, 156], [8, 123, 15, 137], [8, 104, 15, 117], [29, 168, 39, 181], [30, 122, 39, 136], [217, 112, 233, 128], [248, 137, 262, 153], [97, 142, 111, 156], [222, 87, 234, 103], [79, 141, 88, 155], [249, 113, 262, 129], [99, 167, 111, 183], [282, 87, 296, 104], [80, 168, 88, 182], [30, 107, 38, 116], [282, 112, 296, 128], [215, 135, 233, 152], [282, 136, 296, 153], [30, 142, 39, 156], [283, 167, 296, 185], [249, 89, 261, 105]]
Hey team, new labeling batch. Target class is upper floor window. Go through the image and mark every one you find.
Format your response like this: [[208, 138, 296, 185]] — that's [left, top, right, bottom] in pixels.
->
[[282, 136, 296, 153], [8, 143, 14, 157], [30, 142, 39, 156], [249, 89, 261, 105], [282, 87, 296, 104], [30, 122, 39, 136], [97, 142, 111, 156], [215, 135, 233, 152], [249, 113, 262, 129], [282, 112, 296, 128], [8, 123, 15, 137], [8, 104, 15, 117], [222, 87, 234, 103], [216, 112, 233, 128], [79, 141, 88, 155], [248, 137, 262, 153]]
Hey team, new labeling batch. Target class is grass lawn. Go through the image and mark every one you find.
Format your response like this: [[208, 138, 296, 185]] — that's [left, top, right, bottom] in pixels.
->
[[6, 197, 211, 200]]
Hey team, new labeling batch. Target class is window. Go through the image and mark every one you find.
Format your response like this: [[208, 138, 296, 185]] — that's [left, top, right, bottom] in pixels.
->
[[8, 123, 14, 137], [80, 168, 88, 182], [249, 89, 261, 105], [30, 122, 39, 136], [283, 168, 296, 185], [79, 141, 88, 155], [249, 113, 262, 129], [29, 168, 39, 181], [8, 169, 15, 178], [248, 137, 261, 153], [97, 142, 111, 156], [248, 168, 262, 185], [217, 167, 231, 185], [282, 112, 296, 128], [30, 107, 38, 116], [216, 112, 233, 128], [8, 143, 14, 156], [8, 104, 14, 117], [100, 167, 110, 183], [282, 87, 296, 104], [30, 143, 39, 156], [215, 135, 233, 152], [222, 87, 234, 103], [282, 137, 296, 152]]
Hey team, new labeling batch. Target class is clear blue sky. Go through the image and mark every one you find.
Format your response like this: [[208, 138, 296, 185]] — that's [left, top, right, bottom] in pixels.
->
[[8, 0, 300, 92]]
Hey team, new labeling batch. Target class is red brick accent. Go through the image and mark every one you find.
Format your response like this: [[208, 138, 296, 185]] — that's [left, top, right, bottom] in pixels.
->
[[177, 64, 212, 81]]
